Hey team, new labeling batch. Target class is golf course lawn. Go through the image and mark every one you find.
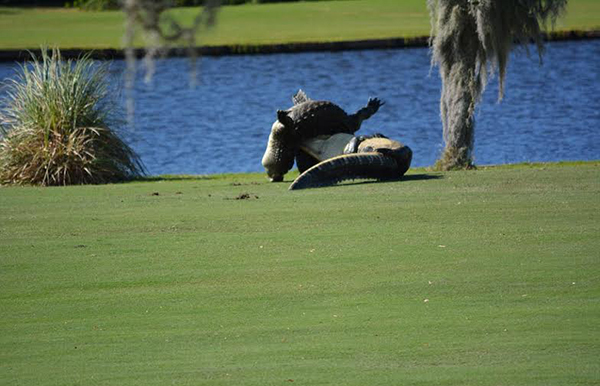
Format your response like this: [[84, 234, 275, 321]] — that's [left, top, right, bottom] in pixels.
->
[[0, 0, 598, 50], [1, 162, 598, 385]]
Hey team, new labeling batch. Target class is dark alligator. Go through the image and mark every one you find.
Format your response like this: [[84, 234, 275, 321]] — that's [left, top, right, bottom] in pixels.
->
[[288, 133, 412, 190], [261, 90, 383, 182]]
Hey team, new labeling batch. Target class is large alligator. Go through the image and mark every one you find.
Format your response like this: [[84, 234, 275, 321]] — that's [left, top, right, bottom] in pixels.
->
[[261, 90, 383, 182], [288, 133, 412, 190]]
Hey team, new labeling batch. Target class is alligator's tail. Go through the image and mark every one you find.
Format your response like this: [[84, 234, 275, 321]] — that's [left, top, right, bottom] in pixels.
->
[[289, 153, 398, 190], [292, 89, 312, 105]]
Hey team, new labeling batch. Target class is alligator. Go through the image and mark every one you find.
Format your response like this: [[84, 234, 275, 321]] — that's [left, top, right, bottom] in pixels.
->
[[288, 132, 412, 190], [261, 90, 383, 182]]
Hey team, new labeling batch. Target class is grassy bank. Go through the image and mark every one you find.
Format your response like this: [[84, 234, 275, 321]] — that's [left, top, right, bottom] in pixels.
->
[[0, 0, 599, 50], [1, 162, 599, 385]]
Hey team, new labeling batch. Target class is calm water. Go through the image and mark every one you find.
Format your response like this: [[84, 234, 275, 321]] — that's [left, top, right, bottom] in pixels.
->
[[1, 40, 599, 175]]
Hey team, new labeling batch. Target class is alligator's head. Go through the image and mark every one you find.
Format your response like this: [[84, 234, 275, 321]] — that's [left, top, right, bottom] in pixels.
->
[[261, 115, 297, 182]]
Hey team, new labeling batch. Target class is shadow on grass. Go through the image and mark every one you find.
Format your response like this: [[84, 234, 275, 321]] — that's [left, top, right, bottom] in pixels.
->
[[303, 173, 443, 189], [402, 173, 443, 182], [130, 173, 443, 186], [0, 9, 18, 15], [133, 175, 217, 182]]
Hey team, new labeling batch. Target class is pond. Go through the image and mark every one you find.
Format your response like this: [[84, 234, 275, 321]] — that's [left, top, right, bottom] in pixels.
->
[[1, 40, 598, 175]]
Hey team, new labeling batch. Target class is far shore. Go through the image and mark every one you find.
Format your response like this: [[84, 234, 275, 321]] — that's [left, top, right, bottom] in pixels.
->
[[0, 30, 598, 62], [1, 0, 598, 62]]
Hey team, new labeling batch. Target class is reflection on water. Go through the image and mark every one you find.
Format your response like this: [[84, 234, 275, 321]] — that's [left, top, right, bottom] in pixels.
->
[[1, 40, 598, 175]]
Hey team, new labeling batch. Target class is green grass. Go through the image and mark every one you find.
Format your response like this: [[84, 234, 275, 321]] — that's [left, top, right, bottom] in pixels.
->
[[1, 162, 599, 385], [0, 0, 598, 50]]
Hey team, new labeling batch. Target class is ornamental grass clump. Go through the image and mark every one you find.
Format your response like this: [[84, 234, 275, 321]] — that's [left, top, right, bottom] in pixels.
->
[[0, 48, 143, 186]]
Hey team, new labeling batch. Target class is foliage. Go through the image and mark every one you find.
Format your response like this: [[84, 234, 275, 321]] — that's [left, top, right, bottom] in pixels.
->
[[4, 1, 597, 51], [0, 48, 143, 185], [172, 0, 340, 5], [428, 0, 567, 170], [0, 0, 64, 6], [120, 0, 220, 120], [63, 0, 324, 10], [66, 0, 119, 10]]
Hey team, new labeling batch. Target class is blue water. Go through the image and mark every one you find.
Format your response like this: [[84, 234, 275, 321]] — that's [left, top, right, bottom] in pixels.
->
[[1, 40, 599, 175]]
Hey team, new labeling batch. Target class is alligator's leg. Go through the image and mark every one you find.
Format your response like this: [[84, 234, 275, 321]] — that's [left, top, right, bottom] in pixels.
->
[[344, 133, 389, 154], [348, 98, 385, 131], [296, 150, 319, 174]]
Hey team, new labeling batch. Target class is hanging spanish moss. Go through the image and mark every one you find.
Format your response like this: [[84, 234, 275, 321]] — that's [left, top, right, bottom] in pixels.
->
[[428, 0, 567, 170], [122, 0, 220, 121]]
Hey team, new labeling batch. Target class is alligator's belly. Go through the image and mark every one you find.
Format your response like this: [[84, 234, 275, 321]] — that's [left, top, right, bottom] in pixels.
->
[[299, 133, 354, 162]]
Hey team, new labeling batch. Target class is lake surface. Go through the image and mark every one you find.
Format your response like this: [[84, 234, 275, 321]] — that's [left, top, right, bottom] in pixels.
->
[[1, 40, 599, 175]]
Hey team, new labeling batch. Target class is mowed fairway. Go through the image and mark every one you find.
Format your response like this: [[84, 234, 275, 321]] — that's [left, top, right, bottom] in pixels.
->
[[1, 163, 599, 385], [0, 0, 599, 50]]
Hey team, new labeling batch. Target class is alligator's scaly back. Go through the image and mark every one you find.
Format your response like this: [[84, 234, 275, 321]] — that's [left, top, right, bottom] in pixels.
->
[[286, 91, 385, 139], [286, 100, 353, 139]]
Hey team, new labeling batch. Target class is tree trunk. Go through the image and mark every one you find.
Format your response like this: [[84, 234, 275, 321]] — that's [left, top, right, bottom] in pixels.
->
[[434, 3, 480, 170], [429, 0, 567, 170]]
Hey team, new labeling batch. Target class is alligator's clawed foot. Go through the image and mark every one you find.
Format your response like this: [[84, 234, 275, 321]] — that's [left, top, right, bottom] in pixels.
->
[[367, 97, 385, 112]]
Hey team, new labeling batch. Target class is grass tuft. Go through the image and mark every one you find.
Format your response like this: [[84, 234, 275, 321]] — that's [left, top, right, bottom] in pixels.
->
[[0, 48, 143, 186]]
